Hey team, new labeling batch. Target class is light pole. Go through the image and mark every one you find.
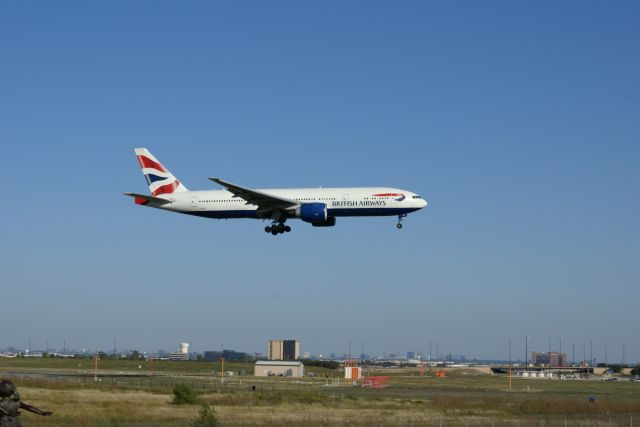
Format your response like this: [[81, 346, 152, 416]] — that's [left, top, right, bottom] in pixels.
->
[[622, 344, 626, 367], [508, 338, 512, 390], [572, 343, 575, 367], [547, 333, 553, 379], [605, 344, 608, 366], [524, 336, 529, 367], [559, 336, 563, 367]]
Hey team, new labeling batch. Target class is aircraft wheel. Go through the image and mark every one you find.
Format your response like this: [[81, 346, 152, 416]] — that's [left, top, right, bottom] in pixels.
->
[[265, 226, 271, 233], [284, 225, 291, 232], [277, 224, 285, 233], [271, 229, 278, 236], [396, 223, 403, 229]]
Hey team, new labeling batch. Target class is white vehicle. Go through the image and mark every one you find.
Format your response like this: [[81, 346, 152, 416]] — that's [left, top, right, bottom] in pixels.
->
[[125, 148, 428, 235]]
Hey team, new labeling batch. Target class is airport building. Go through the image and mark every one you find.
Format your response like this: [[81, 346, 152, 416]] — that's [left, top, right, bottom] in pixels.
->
[[531, 351, 567, 367], [268, 339, 299, 361], [168, 342, 190, 361], [254, 360, 304, 377]]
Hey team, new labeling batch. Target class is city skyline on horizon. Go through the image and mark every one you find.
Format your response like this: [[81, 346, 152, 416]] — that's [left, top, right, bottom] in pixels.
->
[[3, 335, 635, 365]]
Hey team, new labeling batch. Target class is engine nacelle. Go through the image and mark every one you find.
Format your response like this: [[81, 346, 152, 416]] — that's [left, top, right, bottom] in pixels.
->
[[296, 203, 328, 223], [311, 217, 336, 227]]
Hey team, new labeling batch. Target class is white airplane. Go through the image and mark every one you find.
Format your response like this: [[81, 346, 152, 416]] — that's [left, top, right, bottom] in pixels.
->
[[125, 148, 427, 235]]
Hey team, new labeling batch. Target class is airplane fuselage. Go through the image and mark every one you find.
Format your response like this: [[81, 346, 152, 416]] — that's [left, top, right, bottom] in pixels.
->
[[152, 187, 427, 220]]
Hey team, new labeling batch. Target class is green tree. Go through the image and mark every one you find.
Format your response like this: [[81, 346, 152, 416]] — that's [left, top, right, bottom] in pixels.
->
[[172, 383, 199, 405], [194, 405, 218, 427]]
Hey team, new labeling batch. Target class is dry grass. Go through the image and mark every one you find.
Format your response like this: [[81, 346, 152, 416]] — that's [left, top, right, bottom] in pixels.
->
[[4, 367, 640, 426], [14, 384, 640, 427]]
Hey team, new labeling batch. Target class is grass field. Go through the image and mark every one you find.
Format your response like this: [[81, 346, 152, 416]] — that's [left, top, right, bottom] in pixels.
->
[[2, 359, 639, 426]]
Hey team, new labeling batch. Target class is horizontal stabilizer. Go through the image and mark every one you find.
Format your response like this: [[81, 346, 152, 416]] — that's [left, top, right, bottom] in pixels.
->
[[123, 193, 172, 206]]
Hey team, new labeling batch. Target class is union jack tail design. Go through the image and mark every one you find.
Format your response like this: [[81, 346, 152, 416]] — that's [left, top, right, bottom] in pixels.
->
[[134, 148, 189, 196]]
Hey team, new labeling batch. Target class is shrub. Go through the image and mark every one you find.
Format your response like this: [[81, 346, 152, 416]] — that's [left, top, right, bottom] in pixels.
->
[[194, 404, 218, 427], [172, 383, 199, 405], [631, 365, 640, 376]]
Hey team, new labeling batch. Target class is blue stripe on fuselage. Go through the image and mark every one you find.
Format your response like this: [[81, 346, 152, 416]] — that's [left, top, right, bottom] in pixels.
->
[[181, 207, 419, 220]]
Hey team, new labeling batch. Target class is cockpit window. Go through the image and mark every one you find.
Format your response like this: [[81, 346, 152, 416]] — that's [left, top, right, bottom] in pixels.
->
[[412, 195, 421, 199]]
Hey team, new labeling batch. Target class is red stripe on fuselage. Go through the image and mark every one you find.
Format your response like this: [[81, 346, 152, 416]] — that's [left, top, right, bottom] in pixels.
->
[[372, 193, 402, 197], [137, 155, 167, 173], [151, 180, 180, 196]]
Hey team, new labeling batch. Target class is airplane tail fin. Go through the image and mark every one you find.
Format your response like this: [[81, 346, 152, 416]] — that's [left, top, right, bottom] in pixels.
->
[[134, 148, 189, 196]]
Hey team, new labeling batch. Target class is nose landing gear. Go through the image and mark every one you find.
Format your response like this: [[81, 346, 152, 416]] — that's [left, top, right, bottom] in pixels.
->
[[265, 221, 291, 235], [396, 213, 407, 229]]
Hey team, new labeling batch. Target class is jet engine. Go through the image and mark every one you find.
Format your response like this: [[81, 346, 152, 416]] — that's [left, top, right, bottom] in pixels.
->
[[296, 203, 328, 223]]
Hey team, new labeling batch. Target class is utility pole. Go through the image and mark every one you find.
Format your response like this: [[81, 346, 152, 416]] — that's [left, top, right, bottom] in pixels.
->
[[524, 336, 529, 366], [590, 339, 593, 366], [605, 344, 608, 366], [93, 352, 99, 382], [572, 343, 575, 367], [622, 344, 626, 367]]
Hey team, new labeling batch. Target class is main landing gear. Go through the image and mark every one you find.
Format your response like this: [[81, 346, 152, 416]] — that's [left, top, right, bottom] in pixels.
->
[[396, 213, 407, 229], [265, 221, 291, 235]]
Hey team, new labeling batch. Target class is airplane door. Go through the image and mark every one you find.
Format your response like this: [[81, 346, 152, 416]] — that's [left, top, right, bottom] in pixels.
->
[[341, 193, 349, 202], [190, 195, 198, 208]]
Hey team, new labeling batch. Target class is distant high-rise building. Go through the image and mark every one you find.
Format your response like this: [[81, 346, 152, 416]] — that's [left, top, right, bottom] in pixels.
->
[[268, 339, 299, 361], [406, 351, 416, 359]]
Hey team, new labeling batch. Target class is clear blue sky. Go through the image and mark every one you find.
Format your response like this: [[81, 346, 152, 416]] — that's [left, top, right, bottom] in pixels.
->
[[1, 1, 638, 362]]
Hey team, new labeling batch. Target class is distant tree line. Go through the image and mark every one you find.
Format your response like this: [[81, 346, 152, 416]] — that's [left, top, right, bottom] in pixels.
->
[[300, 359, 340, 370]]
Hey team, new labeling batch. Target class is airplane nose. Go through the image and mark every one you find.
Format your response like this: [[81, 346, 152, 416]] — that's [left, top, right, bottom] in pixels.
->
[[420, 199, 428, 208]]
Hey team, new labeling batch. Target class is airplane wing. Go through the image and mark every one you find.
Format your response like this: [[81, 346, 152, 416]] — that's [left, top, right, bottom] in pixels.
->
[[123, 193, 172, 205], [208, 178, 298, 209]]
